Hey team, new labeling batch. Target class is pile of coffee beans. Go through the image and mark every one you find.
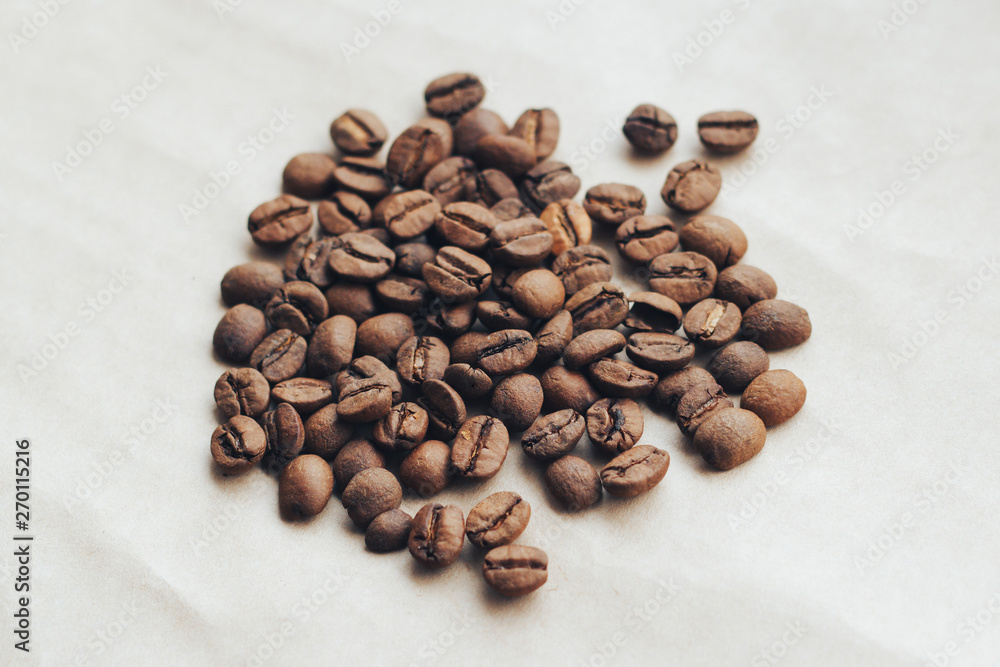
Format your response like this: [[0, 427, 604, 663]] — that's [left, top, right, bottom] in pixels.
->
[[210, 73, 810, 597]]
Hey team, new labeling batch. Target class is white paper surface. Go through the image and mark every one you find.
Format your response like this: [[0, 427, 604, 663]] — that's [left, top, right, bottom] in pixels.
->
[[3, 0, 1000, 665]]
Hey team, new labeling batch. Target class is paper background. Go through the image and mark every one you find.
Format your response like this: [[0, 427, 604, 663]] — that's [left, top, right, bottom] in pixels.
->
[[3, 0, 1000, 665]]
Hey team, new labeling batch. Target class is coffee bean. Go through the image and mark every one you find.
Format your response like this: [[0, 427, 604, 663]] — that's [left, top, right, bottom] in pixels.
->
[[443, 363, 494, 399], [693, 408, 766, 470], [393, 242, 438, 278], [376, 190, 442, 241], [476, 329, 537, 376], [540, 200, 592, 256], [520, 161, 579, 210], [679, 215, 747, 269], [676, 382, 734, 437], [707, 342, 769, 393], [623, 104, 678, 153], [563, 329, 626, 370], [490, 266, 531, 300], [615, 215, 679, 264], [565, 281, 629, 335], [336, 363, 395, 423], [552, 245, 613, 295], [466, 492, 530, 549], [283, 153, 337, 199], [330, 109, 388, 156], [491, 197, 533, 222], [250, 329, 307, 384], [325, 281, 378, 324], [342, 467, 402, 527], [422, 246, 492, 302], [698, 110, 759, 153], [544, 455, 601, 511], [583, 184, 646, 226], [372, 402, 429, 453], [740, 370, 806, 427], [586, 358, 658, 398], [283, 233, 313, 281], [489, 217, 554, 266], [714, 265, 777, 311], [661, 160, 722, 213], [396, 336, 450, 385], [213, 304, 267, 363], [600, 445, 669, 497], [214, 368, 270, 419], [451, 415, 509, 480], [336, 355, 402, 403], [419, 378, 467, 440], [331, 438, 385, 491], [474, 135, 536, 177], [271, 378, 334, 415], [512, 269, 565, 320], [414, 116, 454, 157], [510, 108, 560, 161], [625, 292, 683, 333], [278, 454, 334, 519], [534, 310, 574, 365], [683, 299, 742, 348], [409, 503, 465, 568], [436, 202, 498, 251], [454, 108, 509, 156], [265, 282, 328, 337], [399, 440, 453, 497], [294, 236, 340, 288], [386, 125, 447, 188], [587, 398, 644, 456], [540, 366, 600, 413], [211, 415, 266, 472], [521, 409, 585, 461], [425, 72, 485, 118], [476, 301, 534, 331], [365, 509, 412, 553], [490, 373, 543, 431], [317, 191, 373, 236], [625, 332, 695, 374], [374, 274, 429, 314], [248, 195, 313, 246], [647, 251, 718, 306], [651, 367, 716, 415], [327, 232, 395, 283], [483, 544, 548, 597], [221, 262, 284, 308], [354, 312, 415, 364], [423, 156, 477, 206], [333, 156, 392, 200], [302, 403, 356, 459], [426, 301, 478, 337], [261, 403, 305, 470], [740, 300, 811, 350], [450, 331, 490, 365], [467, 169, 519, 208]]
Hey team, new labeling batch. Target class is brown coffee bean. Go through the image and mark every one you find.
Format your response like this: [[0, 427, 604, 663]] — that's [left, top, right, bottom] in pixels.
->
[[467, 169, 519, 208], [600, 445, 669, 497], [466, 492, 530, 549], [325, 282, 378, 324], [623, 104, 677, 153], [395, 335, 449, 385], [213, 304, 267, 363], [354, 312, 415, 364], [615, 215, 679, 264], [476, 301, 534, 331], [625, 292, 683, 333], [489, 217, 554, 266], [625, 332, 695, 374], [490, 266, 531, 300], [278, 454, 334, 519], [331, 438, 385, 491], [376, 190, 442, 241], [683, 299, 742, 348], [565, 281, 629, 335], [211, 415, 266, 472], [540, 200, 592, 256], [453, 108, 508, 156], [341, 467, 402, 527], [521, 409, 585, 461], [544, 455, 601, 511], [708, 342, 769, 393], [372, 402, 429, 453], [427, 301, 478, 337], [365, 509, 412, 553], [474, 134, 536, 177], [393, 243, 438, 278], [302, 403, 356, 459], [436, 202, 498, 252], [386, 125, 446, 188], [511, 269, 565, 320], [375, 274, 429, 314], [425, 72, 485, 118], [652, 367, 716, 415], [587, 398, 644, 456], [740, 370, 806, 427], [221, 262, 284, 308], [271, 378, 333, 415], [483, 545, 548, 597], [679, 215, 748, 269], [534, 310, 574, 365], [420, 378, 467, 440], [510, 108, 560, 161], [293, 236, 341, 289], [449, 331, 489, 365], [520, 161, 579, 210], [422, 246, 492, 302], [552, 245, 613, 295], [330, 109, 387, 156], [698, 110, 759, 153], [283, 153, 337, 199], [413, 116, 454, 157], [443, 363, 493, 400], [317, 191, 373, 236], [583, 183, 646, 226], [266, 281, 329, 337], [741, 300, 811, 350], [250, 329, 307, 384], [214, 368, 270, 419], [540, 366, 600, 413], [333, 156, 391, 200], [282, 233, 313, 282], [399, 440, 453, 497], [261, 403, 305, 471], [491, 197, 532, 222], [676, 382, 734, 437], [714, 264, 777, 311], [327, 232, 395, 283], [563, 329, 627, 370], [451, 415, 509, 480], [490, 374, 544, 431], [661, 160, 722, 213], [694, 408, 766, 470], [248, 195, 313, 246], [337, 375, 394, 423], [586, 358, 658, 398], [423, 156, 477, 206], [476, 329, 537, 376], [648, 251, 718, 306], [409, 503, 465, 568]]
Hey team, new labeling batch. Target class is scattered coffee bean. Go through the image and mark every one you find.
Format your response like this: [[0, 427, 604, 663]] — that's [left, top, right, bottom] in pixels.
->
[[476, 300, 534, 331], [423, 156, 477, 206], [414, 116, 454, 157], [261, 403, 305, 470], [214, 367, 271, 420], [467, 169, 519, 207], [399, 440, 453, 497], [683, 298, 742, 348], [436, 202, 498, 252], [697, 110, 759, 153], [679, 215, 747, 269], [409, 503, 466, 568], [318, 191, 373, 235], [694, 408, 766, 470], [294, 236, 341, 288], [279, 454, 334, 519], [521, 409, 585, 461], [327, 232, 395, 283], [336, 367, 394, 424], [341, 467, 402, 527], [331, 438, 386, 491], [393, 242, 438, 278], [615, 215, 679, 264], [248, 195, 312, 246], [714, 264, 777, 311], [221, 261, 285, 308], [354, 312, 415, 364], [540, 366, 601, 413], [563, 329, 626, 370], [623, 104, 677, 153], [491, 197, 532, 222], [587, 398, 644, 455], [454, 108, 509, 156], [625, 332, 695, 374], [510, 108, 560, 161], [489, 217, 554, 266], [521, 161, 579, 210], [512, 269, 565, 320], [427, 301, 478, 337], [676, 382, 734, 437], [211, 415, 266, 472], [586, 358, 658, 398], [740, 370, 806, 427], [283, 153, 337, 199], [707, 342, 769, 393], [331, 109, 388, 156], [333, 156, 392, 199], [443, 363, 494, 399], [565, 281, 629, 335], [302, 403, 356, 459], [741, 300, 812, 350], [451, 415, 509, 480], [661, 160, 721, 213], [376, 190, 442, 241], [534, 310, 574, 365], [419, 378, 468, 440], [583, 183, 646, 226], [214, 304, 267, 363], [647, 251, 718, 307], [450, 331, 490, 365], [325, 281, 379, 324], [266, 281, 329, 337], [374, 274, 429, 314], [600, 445, 669, 497], [540, 200, 592, 256], [466, 492, 530, 549], [386, 125, 447, 188], [422, 246, 493, 302], [483, 545, 548, 597], [474, 134, 536, 177], [396, 335, 450, 385], [271, 377, 333, 415], [476, 329, 537, 376], [552, 245, 613, 295], [365, 509, 412, 553], [544, 455, 602, 511], [372, 402, 429, 452], [625, 292, 683, 333], [250, 329, 307, 383], [490, 374, 544, 431], [425, 72, 485, 118]]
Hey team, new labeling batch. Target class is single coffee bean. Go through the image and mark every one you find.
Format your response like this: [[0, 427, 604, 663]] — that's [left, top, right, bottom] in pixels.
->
[[330, 109, 388, 156], [586, 358, 658, 399], [214, 368, 270, 419], [386, 125, 446, 189], [317, 191, 373, 235], [375, 274, 429, 314], [414, 116, 454, 157], [740, 370, 806, 427], [427, 300, 478, 337], [683, 299, 742, 348], [376, 190, 442, 241], [741, 300, 812, 350], [271, 378, 334, 415], [623, 104, 678, 153], [354, 312, 415, 364], [552, 245, 613, 295], [491, 266, 531, 300], [521, 409, 585, 461], [694, 408, 766, 470], [331, 438, 386, 491], [534, 310, 574, 365], [294, 236, 341, 289], [260, 403, 305, 471], [698, 110, 759, 153], [425, 72, 485, 118], [491, 197, 532, 222], [423, 156, 477, 206], [436, 202, 498, 251], [265, 281, 329, 337], [714, 264, 777, 311], [303, 403, 356, 459], [520, 161, 579, 210], [443, 363, 493, 399], [544, 455, 601, 511], [512, 269, 565, 320], [409, 503, 465, 568], [540, 366, 601, 413], [327, 232, 395, 283], [490, 374, 544, 431], [476, 301, 534, 331], [335, 356, 403, 408], [652, 367, 716, 415], [587, 398, 644, 456], [325, 281, 378, 324], [510, 107, 560, 161], [451, 415, 509, 480], [365, 509, 412, 553], [474, 134, 536, 177], [393, 242, 437, 278], [396, 336, 450, 385], [615, 215, 679, 264], [283, 233, 313, 281], [648, 251, 718, 306], [422, 246, 492, 302], [333, 156, 391, 200], [283, 153, 337, 199], [336, 378, 394, 424], [466, 492, 530, 549], [450, 331, 490, 365], [540, 200, 592, 256], [372, 402, 429, 453], [454, 108, 509, 156], [625, 332, 695, 374], [278, 454, 334, 519], [211, 415, 266, 471], [213, 304, 267, 363], [679, 215, 748, 269], [420, 378, 467, 440], [248, 195, 312, 246], [676, 382, 734, 437], [250, 329, 307, 384], [467, 169, 519, 208], [342, 467, 402, 527], [708, 342, 769, 393], [565, 281, 629, 335], [661, 160, 722, 213], [221, 262, 284, 308], [489, 217, 554, 266], [483, 544, 548, 597], [563, 329, 627, 370], [476, 329, 537, 376], [625, 292, 683, 333], [583, 183, 646, 227], [600, 445, 669, 497], [399, 440, 453, 497]]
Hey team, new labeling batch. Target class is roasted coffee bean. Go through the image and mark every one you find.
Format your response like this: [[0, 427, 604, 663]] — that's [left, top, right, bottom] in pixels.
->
[[436, 202, 497, 251], [261, 403, 305, 470], [372, 402, 429, 452], [454, 108, 509, 156], [540, 366, 601, 413], [317, 191, 373, 235], [333, 156, 392, 199], [661, 160, 722, 213], [342, 467, 402, 527], [476, 301, 534, 331], [647, 251, 718, 306], [708, 342, 769, 393], [652, 367, 716, 415], [510, 108, 560, 161], [679, 215, 747, 269], [386, 125, 446, 188], [625, 292, 683, 333], [211, 415, 266, 471], [534, 310, 574, 365], [265, 281, 328, 337], [303, 403, 356, 459], [414, 116, 454, 157], [600, 445, 669, 497], [393, 242, 438, 278], [443, 363, 493, 399], [676, 382, 734, 437], [214, 368, 270, 419], [248, 195, 312, 246], [396, 336, 450, 385], [450, 331, 490, 365], [327, 232, 395, 283], [521, 161, 579, 210], [354, 312, 415, 363], [325, 281, 378, 324], [565, 281, 629, 335], [490, 374, 544, 431], [221, 262, 284, 308], [365, 509, 412, 553], [332, 438, 386, 491], [467, 169, 519, 207], [330, 109, 387, 156], [250, 329, 307, 383], [490, 266, 531, 300], [552, 245, 613, 295], [283, 153, 337, 199], [521, 409, 585, 461], [283, 234, 313, 282], [489, 217, 553, 266], [540, 200, 592, 256], [336, 355, 401, 403], [425, 72, 485, 118], [451, 415, 509, 480], [374, 274, 429, 314], [741, 300, 812, 350], [512, 269, 565, 320], [337, 373, 394, 424], [587, 398, 644, 456], [483, 545, 548, 597], [615, 215, 679, 264], [420, 378, 467, 440], [278, 454, 334, 519], [466, 492, 530, 549], [376, 190, 442, 241], [409, 503, 465, 568], [694, 408, 766, 470], [625, 332, 695, 374], [399, 440, 452, 497], [271, 378, 334, 415], [583, 184, 646, 227], [683, 299, 742, 348], [476, 329, 537, 376], [422, 246, 492, 302], [714, 264, 777, 311], [474, 134, 536, 177], [213, 304, 267, 363], [623, 104, 677, 153], [427, 300, 478, 337], [491, 197, 532, 222], [544, 455, 601, 511], [740, 370, 806, 427], [563, 329, 626, 370], [586, 358, 658, 398], [423, 156, 477, 206], [698, 110, 759, 153], [294, 236, 340, 288]]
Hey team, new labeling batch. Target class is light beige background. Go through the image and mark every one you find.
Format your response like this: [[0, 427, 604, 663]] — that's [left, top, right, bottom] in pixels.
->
[[3, 0, 1000, 665]]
